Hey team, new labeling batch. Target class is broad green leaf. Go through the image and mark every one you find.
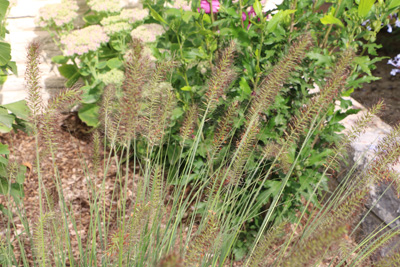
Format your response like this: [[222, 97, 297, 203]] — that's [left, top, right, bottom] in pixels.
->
[[107, 58, 123, 69], [6, 61, 17, 75], [149, 6, 168, 25], [65, 72, 81, 87], [0, 41, 11, 66], [389, 0, 400, 9], [320, 14, 344, 28], [58, 64, 78, 79], [78, 104, 99, 127], [358, 0, 375, 18], [51, 55, 69, 64], [96, 61, 107, 69], [266, 10, 296, 32], [0, 0, 9, 21], [0, 143, 8, 154], [83, 14, 104, 25], [182, 11, 200, 22], [253, 0, 262, 18], [3, 100, 30, 120], [239, 77, 251, 96], [0, 113, 14, 128]]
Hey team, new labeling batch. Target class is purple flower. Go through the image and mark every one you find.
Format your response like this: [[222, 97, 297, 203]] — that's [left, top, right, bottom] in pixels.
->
[[198, 0, 220, 13]]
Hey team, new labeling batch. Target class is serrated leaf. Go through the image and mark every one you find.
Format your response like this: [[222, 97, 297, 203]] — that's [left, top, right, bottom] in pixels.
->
[[320, 14, 344, 28]]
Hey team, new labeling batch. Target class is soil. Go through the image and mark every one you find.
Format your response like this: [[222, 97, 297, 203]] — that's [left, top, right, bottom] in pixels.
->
[[352, 30, 400, 126]]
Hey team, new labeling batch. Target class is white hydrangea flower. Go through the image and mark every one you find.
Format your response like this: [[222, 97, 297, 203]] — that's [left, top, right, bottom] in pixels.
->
[[60, 25, 110, 56], [98, 68, 125, 86], [88, 0, 122, 13], [36, 0, 79, 27], [130, 24, 165, 43], [262, 0, 284, 13]]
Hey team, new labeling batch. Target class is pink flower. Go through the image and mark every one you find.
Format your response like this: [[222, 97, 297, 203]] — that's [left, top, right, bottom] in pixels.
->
[[198, 0, 220, 13], [242, 12, 247, 21], [247, 6, 256, 18]]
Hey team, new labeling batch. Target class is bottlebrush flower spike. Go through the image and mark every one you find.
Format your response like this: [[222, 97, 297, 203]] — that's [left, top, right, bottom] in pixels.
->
[[184, 210, 220, 266], [211, 100, 239, 157], [180, 104, 199, 143], [250, 34, 313, 117], [25, 42, 44, 125], [205, 40, 237, 112]]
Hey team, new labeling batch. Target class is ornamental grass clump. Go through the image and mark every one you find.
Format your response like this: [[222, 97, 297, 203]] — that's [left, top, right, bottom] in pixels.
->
[[3, 0, 400, 265], [1, 34, 400, 267]]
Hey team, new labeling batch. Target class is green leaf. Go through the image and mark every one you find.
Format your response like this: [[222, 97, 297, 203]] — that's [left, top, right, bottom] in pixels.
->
[[181, 86, 192, 91], [78, 104, 99, 127], [307, 52, 333, 65], [0, 113, 14, 129], [106, 58, 123, 69], [58, 64, 78, 79], [266, 10, 296, 32], [65, 72, 81, 87], [51, 55, 69, 64], [96, 61, 107, 69], [83, 14, 104, 25], [358, 0, 375, 18], [3, 100, 30, 120], [149, 6, 168, 25], [0, 143, 9, 155], [182, 11, 200, 23], [6, 61, 17, 75], [320, 14, 344, 28], [0, 41, 11, 66], [389, 0, 400, 9], [239, 77, 251, 96], [0, 0, 9, 21], [253, 0, 263, 18]]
